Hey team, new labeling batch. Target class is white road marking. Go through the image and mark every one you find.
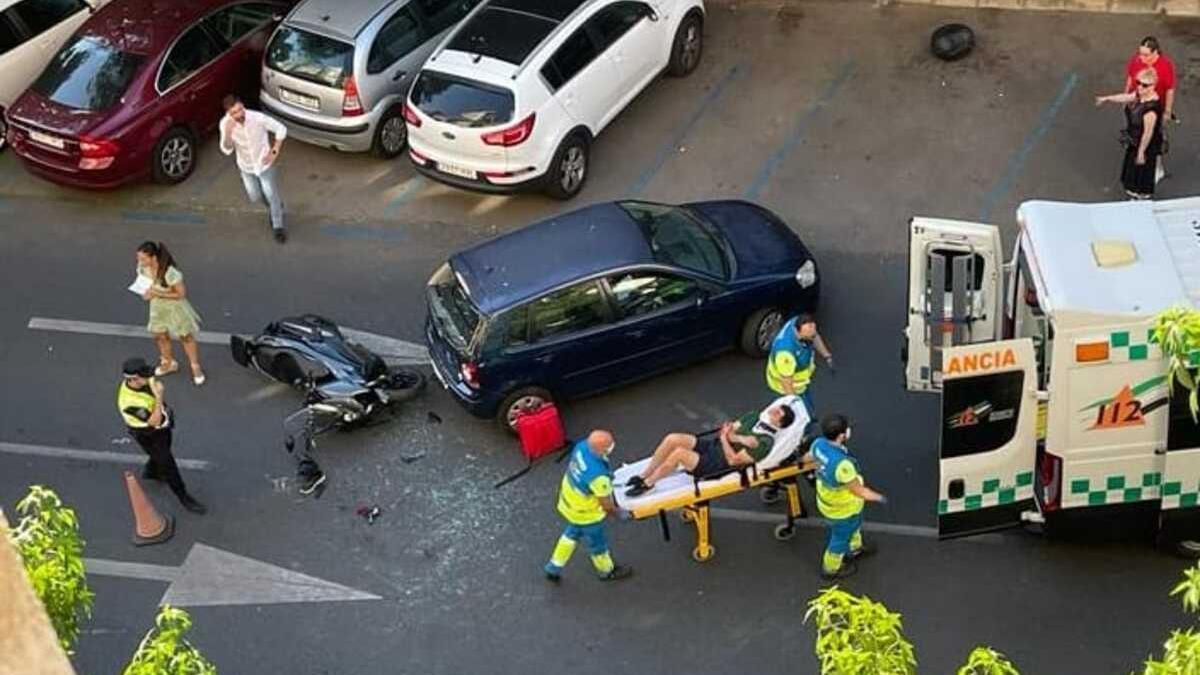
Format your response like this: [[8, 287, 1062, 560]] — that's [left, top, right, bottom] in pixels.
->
[[0, 442, 213, 471], [708, 507, 1004, 543], [673, 403, 701, 420], [85, 543, 382, 607], [27, 317, 429, 364]]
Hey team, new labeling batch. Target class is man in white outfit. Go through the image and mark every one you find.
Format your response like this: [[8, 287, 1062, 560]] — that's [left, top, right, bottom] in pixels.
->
[[220, 94, 288, 243]]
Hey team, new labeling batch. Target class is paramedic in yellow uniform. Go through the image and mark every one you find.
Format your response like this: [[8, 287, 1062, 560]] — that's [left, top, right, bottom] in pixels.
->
[[766, 314, 833, 416], [544, 429, 633, 583], [801, 414, 886, 580]]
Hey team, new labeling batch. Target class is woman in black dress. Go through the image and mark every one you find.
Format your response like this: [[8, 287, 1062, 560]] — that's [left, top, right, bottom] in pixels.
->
[[1096, 67, 1164, 200]]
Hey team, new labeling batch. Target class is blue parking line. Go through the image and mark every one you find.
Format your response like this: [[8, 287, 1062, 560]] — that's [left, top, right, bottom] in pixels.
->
[[743, 60, 855, 202], [628, 63, 745, 196], [383, 175, 428, 218], [977, 71, 1078, 222], [122, 210, 206, 225], [320, 224, 408, 243]]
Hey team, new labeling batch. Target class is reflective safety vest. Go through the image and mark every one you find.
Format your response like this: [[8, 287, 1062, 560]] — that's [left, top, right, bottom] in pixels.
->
[[117, 381, 159, 429], [765, 317, 816, 395], [811, 438, 864, 520], [557, 440, 613, 526]]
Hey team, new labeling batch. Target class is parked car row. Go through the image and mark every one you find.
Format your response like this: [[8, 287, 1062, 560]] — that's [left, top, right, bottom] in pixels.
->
[[2, 0, 704, 199]]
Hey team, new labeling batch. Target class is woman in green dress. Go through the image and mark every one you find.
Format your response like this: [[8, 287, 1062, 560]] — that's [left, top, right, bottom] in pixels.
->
[[135, 241, 205, 385]]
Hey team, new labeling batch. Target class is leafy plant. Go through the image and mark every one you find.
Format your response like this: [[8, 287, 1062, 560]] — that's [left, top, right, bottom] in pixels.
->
[[1139, 562, 1200, 674], [957, 647, 1020, 675], [123, 605, 217, 675], [804, 586, 918, 674], [8, 485, 94, 653], [1152, 306, 1200, 420]]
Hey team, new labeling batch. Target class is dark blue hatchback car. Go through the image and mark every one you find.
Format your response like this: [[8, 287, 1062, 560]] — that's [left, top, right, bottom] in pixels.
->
[[424, 200, 820, 428]]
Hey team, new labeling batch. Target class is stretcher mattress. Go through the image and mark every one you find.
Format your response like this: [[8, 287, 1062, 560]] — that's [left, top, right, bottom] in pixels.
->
[[613, 395, 811, 513]]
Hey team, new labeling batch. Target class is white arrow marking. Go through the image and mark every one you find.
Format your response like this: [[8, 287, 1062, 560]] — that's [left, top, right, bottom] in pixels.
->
[[0, 441, 213, 471], [27, 317, 430, 365], [85, 543, 381, 607]]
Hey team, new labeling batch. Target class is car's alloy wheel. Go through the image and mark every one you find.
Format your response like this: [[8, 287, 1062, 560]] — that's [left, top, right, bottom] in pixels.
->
[[507, 392, 547, 429], [378, 114, 407, 157], [756, 309, 784, 352], [160, 136, 193, 180], [681, 23, 701, 72], [559, 145, 586, 195]]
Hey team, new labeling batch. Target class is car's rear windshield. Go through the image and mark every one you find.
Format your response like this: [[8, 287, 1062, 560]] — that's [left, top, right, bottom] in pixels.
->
[[410, 71, 514, 128], [265, 26, 354, 88], [32, 36, 144, 111], [427, 263, 483, 354]]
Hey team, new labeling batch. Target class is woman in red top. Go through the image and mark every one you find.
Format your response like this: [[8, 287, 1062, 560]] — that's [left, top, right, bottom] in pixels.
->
[[1124, 37, 1176, 182]]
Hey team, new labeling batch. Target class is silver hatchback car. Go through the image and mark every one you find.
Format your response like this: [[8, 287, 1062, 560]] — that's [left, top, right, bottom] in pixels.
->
[[260, 0, 478, 157]]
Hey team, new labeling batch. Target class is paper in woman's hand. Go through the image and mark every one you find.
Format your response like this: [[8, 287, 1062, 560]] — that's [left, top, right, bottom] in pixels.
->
[[128, 275, 153, 296]]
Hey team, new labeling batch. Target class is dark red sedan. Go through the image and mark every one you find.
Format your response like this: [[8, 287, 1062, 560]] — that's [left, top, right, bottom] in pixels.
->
[[5, 0, 288, 188]]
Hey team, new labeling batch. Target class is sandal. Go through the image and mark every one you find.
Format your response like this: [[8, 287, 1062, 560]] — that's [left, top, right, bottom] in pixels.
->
[[191, 367, 206, 386], [154, 360, 180, 377]]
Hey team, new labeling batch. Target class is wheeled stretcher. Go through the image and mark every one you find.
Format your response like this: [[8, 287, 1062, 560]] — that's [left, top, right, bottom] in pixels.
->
[[613, 396, 813, 562]]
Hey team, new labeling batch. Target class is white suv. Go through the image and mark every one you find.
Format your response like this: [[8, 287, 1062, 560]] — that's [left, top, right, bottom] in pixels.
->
[[403, 0, 703, 199]]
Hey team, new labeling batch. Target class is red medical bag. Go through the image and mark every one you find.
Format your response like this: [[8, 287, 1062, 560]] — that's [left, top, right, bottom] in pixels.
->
[[515, 403, 565, 460]]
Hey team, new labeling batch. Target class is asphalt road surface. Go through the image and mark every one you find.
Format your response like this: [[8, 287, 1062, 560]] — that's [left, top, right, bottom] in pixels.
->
[[3, 3, 1200, 673]]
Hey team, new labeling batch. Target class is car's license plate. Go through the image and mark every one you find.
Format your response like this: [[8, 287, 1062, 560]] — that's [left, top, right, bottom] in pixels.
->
[[28, 130, 64, 149], [279, 88, 319, 111], [437, 162, 476, 180]]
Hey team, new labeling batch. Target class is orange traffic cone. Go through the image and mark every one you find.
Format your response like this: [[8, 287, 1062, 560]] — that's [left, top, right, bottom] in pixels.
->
[[124, 471, 174, 546]]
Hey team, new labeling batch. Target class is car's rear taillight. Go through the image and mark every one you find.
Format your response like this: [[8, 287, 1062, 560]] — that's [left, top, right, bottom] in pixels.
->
[[402, 101, 421, 127], [1038, 450, 1062, 512], [460, 361, 480, 389], [78, 136, 119, 170], [342, 76, 364, 117], [481, 113, 535, 147]]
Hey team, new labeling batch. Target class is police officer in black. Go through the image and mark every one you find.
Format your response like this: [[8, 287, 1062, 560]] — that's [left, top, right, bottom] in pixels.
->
[[117, 357, 206, 514]]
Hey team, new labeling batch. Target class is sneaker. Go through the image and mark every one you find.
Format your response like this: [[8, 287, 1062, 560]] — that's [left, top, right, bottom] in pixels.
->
[[625, 482, 653, 497], [299, 472, 326, 495], [180, 495, 208, 515], [820, 559, 858, 580], [599, 564, 633, 582], [544, 570, 561, 584], [626, 476, 646, 489], [848, 543, 876, 561], [273, 228, 287, 244]]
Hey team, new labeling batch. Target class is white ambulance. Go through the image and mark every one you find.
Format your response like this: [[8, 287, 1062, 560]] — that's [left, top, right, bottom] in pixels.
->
[[903, 197, 1200, 551]]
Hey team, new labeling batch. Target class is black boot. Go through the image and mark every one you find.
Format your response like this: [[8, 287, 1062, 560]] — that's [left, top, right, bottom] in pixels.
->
[[179, 494, 208, 515]]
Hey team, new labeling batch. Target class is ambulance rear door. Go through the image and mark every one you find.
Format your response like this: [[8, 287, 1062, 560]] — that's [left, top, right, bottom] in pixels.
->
[[1161, 377, 1200, 545], [938, 338, 1038, 538], [905, 217, 1004, 393]]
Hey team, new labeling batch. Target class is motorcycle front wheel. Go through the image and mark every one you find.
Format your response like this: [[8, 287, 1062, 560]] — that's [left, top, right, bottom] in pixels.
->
[[383, 366, 427, 403]]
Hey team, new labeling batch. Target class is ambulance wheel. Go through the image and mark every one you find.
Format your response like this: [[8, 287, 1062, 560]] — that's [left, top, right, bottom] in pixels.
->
[[497, 386, 553, 434], [773, 523, 796, 541], [692, 544, 715, 562], [760, 485, 783, 505], [740, 307, 784, 357]]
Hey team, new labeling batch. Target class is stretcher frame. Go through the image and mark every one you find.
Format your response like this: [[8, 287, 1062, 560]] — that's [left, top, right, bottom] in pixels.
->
[[637, 461, 809, 562]]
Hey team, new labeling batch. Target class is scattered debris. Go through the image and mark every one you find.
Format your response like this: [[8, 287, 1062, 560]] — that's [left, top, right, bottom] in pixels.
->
[[427, 411, 442, 424], [111, 437, 132, 445], [356, 505, 382, 524], [400, 450, 426, 464]]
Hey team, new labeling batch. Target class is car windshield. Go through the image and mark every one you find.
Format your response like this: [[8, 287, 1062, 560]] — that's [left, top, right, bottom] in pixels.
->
[[619, 201, 730, 279], [427, 263, 483, 354], [410, 71, 514, 127], [265, 26, 353, 88], [32, 36, 145, 111]]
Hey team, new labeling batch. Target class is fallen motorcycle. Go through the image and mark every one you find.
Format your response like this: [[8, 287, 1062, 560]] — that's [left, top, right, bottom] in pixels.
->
[[230, 314, 426, 432]]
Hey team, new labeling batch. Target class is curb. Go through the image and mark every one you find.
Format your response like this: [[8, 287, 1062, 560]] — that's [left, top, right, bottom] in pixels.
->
[[706, 0, 1200, 16]]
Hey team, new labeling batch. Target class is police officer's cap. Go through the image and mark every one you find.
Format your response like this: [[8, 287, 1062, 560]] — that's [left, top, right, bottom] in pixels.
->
[[122, 357, 155, 378]]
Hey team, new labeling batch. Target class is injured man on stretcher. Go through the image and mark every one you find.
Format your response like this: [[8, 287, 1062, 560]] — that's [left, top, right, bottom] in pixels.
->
[[624, 402, 798, 497]]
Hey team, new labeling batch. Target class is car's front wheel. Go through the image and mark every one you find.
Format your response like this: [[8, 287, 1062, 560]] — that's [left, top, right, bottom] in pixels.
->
[[668, 12, 703, 77], [740, 307, 785, 357], [497, 386, 554, 434], [544, 134, 589, 200], [152, 127, 196, 184], [373, 107, 407, 159]]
